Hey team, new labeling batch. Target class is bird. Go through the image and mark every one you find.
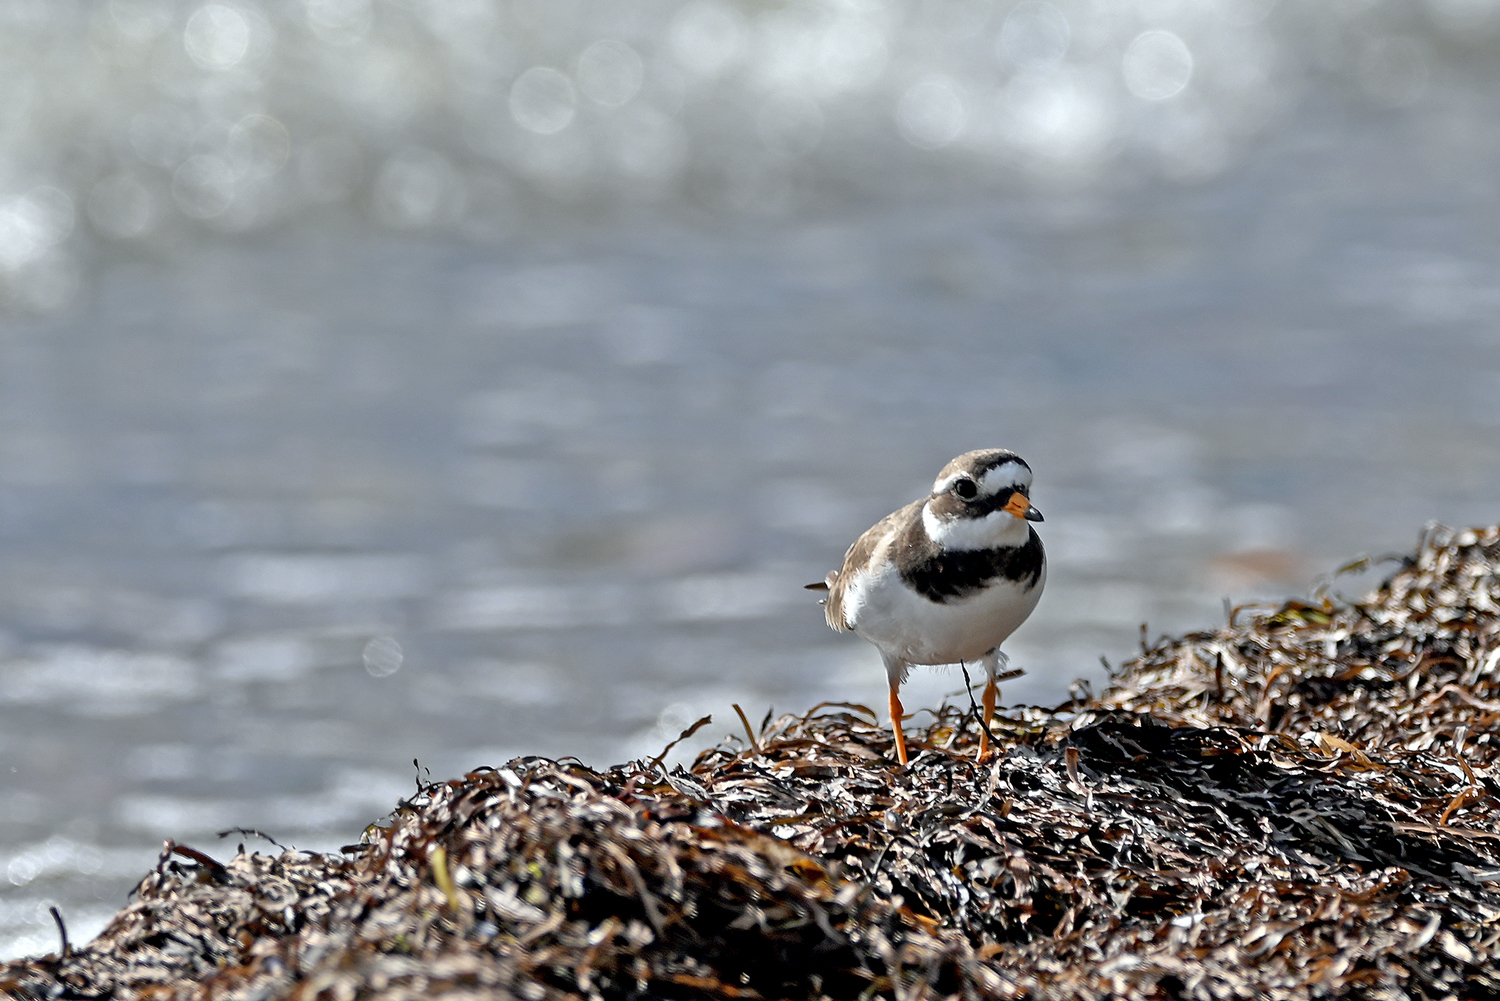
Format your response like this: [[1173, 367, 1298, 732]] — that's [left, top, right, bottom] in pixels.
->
[[808, 449, 1045, 765]]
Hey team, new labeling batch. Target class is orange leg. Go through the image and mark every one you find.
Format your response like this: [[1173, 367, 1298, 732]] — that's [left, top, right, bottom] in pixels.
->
[[978, 677, 998, 761], [889, 682, 909, 766]]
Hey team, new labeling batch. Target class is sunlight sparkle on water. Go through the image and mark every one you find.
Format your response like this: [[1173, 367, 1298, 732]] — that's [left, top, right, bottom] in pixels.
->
[[0, 0, 1475, 311]]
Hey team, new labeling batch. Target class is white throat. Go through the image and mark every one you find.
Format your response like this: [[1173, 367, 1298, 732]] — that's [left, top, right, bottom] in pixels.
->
[[922, 503, 1032, 551]]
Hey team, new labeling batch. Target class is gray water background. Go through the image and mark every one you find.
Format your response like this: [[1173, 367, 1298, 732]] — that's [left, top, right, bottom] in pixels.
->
[[3, 0, 1500, 959]]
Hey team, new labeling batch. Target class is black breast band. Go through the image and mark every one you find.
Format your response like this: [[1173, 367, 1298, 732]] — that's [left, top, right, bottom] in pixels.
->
[[897, 527, 1045, 602]]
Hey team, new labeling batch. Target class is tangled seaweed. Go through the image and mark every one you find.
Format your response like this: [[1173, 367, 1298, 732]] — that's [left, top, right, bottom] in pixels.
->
[[8, 525, 1500, 999]]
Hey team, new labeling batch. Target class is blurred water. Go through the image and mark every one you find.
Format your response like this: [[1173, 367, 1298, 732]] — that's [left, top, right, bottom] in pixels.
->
[[4, 0, 1500, 962]]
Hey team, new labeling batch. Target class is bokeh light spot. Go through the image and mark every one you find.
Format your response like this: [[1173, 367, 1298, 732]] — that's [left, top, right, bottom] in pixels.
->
[[897, 76, 967, 149], [510, 67, 578, 135], [228, 113, 291, 178], [577, 40, 644, 108], [1122, 30, 1194, 101], [305, 0, 371, 46], [7, 856, 39, 886], [0, 188, 75, 270], [1000, 70, 1115, 168], [374, 147, 463, 228], [815, 17, 889, 93], [997, 2, 1071, 73], [184, 4, 250, 71], [362, 636, 403, 677]]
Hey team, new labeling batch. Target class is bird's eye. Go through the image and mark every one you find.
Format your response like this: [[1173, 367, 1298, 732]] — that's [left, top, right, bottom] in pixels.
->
[[953, 479, 978, 499]]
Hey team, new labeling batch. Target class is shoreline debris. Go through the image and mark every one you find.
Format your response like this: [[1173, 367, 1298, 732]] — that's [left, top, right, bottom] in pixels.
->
[[7, 525, 1500, 999]]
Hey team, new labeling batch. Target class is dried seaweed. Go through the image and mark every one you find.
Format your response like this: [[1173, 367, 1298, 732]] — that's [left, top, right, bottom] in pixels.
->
[[8, 525, 1500, 1000]]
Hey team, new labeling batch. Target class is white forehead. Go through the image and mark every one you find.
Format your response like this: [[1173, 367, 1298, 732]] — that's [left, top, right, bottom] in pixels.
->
[[931, 460, 1030, 497]]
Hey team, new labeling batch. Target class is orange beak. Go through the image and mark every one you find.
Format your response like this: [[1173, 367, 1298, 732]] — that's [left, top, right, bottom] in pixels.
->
[[1003, 493, 1043, 522]]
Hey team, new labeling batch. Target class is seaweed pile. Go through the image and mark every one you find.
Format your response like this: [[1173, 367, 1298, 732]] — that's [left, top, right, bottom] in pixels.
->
[[8, 525, 1500, 1000]]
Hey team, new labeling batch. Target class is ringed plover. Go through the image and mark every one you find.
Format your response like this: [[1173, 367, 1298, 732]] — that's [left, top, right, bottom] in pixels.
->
[[809, 449, 1045, 765]]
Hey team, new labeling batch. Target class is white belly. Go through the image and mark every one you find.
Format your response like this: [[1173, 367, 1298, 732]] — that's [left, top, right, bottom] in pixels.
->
[[843, 561, 1045, 666]]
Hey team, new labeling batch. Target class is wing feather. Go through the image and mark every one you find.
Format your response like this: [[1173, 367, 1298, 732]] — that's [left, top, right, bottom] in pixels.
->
[[821, 502, 916, 632]]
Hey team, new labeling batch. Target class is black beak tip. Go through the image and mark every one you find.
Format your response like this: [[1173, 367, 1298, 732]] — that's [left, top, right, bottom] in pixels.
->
[[1026, 507, 1044, 523]]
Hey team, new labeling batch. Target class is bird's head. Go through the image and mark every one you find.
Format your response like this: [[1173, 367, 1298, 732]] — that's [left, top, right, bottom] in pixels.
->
[[923, 449, 1042, 550]]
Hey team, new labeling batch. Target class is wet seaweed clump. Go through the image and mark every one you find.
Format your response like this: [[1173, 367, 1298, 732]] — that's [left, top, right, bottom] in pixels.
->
[[8, 525, 1500, 1000]]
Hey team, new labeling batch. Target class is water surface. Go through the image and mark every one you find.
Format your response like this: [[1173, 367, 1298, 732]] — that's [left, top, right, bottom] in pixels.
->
[[3, 0, 1500, 959]]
